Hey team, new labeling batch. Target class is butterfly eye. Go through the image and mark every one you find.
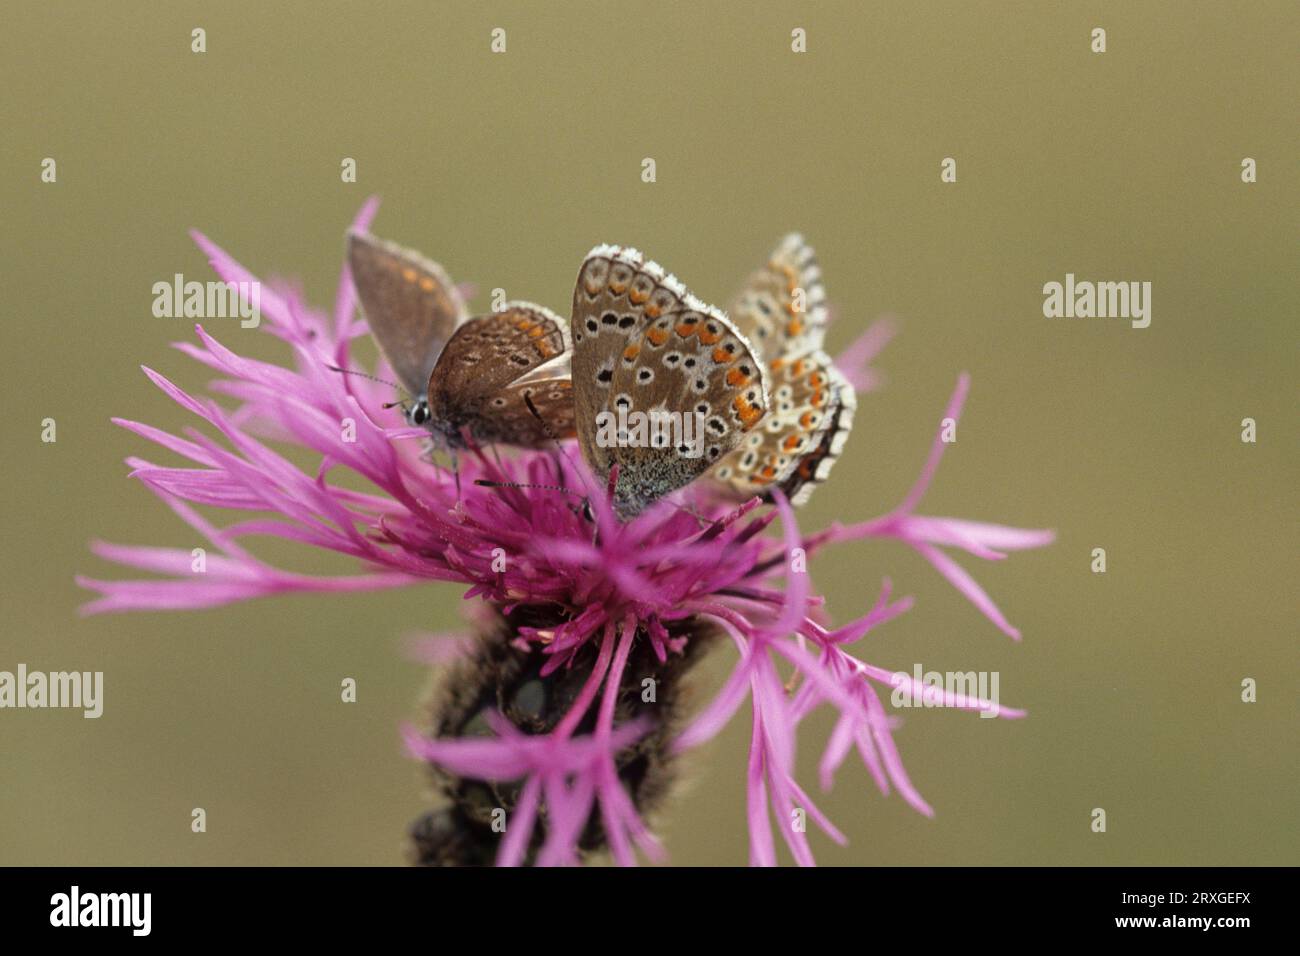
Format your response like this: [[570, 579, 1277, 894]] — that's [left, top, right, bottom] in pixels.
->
[[409, 402, 430, 426]]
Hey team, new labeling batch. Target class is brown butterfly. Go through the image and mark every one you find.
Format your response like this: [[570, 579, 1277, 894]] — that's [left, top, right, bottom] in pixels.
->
[[347, 231, 575, 448], [570, 245, 770, 518]]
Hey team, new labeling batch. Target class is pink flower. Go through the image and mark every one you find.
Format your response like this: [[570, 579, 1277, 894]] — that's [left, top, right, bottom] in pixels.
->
[[804, 373, 1055, 640], [81, 201, 1054, 865]]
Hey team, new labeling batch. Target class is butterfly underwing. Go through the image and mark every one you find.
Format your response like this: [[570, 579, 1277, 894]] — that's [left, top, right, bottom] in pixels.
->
[[725, 232, 830, 360], [708, 235, 856, 505], [709, 347, 853, 504], [424, 304, 575, 448], [570, 245, 770, 519], [348, 231, 575, 448], [347, 230, 466, 401], [776, 368, 856, 506]]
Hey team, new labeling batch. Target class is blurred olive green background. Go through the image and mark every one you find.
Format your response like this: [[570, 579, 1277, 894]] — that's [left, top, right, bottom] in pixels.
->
[[2, 1, 1295, 866]]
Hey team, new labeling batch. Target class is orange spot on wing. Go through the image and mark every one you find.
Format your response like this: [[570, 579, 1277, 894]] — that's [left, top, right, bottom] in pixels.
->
[[733, 395, 763, 429], [645, 303, 661, 318], [419, 277, 435, 292], [726, 368, 751, 387], [646, 327, 669, 346], [402, 268, 418, 283], [712, 347, 734, 363], [629, 287, 648, 304], [623, 344, 641, 360], [674, 322, 698, 338], [698, 328, 721, 345]]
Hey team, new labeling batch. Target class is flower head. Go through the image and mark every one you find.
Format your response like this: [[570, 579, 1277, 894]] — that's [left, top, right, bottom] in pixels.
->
[[81, 201, 1054, 865]]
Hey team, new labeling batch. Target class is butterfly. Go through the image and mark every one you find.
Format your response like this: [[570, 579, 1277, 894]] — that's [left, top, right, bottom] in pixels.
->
[[707, 234, 857, 506], [347, 231, 575, 448], [570, 245, 770, 519]]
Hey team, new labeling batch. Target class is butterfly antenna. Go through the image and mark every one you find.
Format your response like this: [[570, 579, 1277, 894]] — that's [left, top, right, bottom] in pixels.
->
[[520, 391, 603, 529], [473, 479, 585, 498], [522, 392, 593, 493], [326, 364, 406, 393]]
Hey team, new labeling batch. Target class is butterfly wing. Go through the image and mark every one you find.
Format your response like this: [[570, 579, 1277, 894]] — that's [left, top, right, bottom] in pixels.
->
[[347, 231, 467, 396], [777, 366, 856, 506], [709, 348, 854, 505], [572, 246, 769, 518], [710, 235, 854, 507], [726, 233, 829, 361], [425, 303, 575, 447], [477, 374, 576, 447]]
